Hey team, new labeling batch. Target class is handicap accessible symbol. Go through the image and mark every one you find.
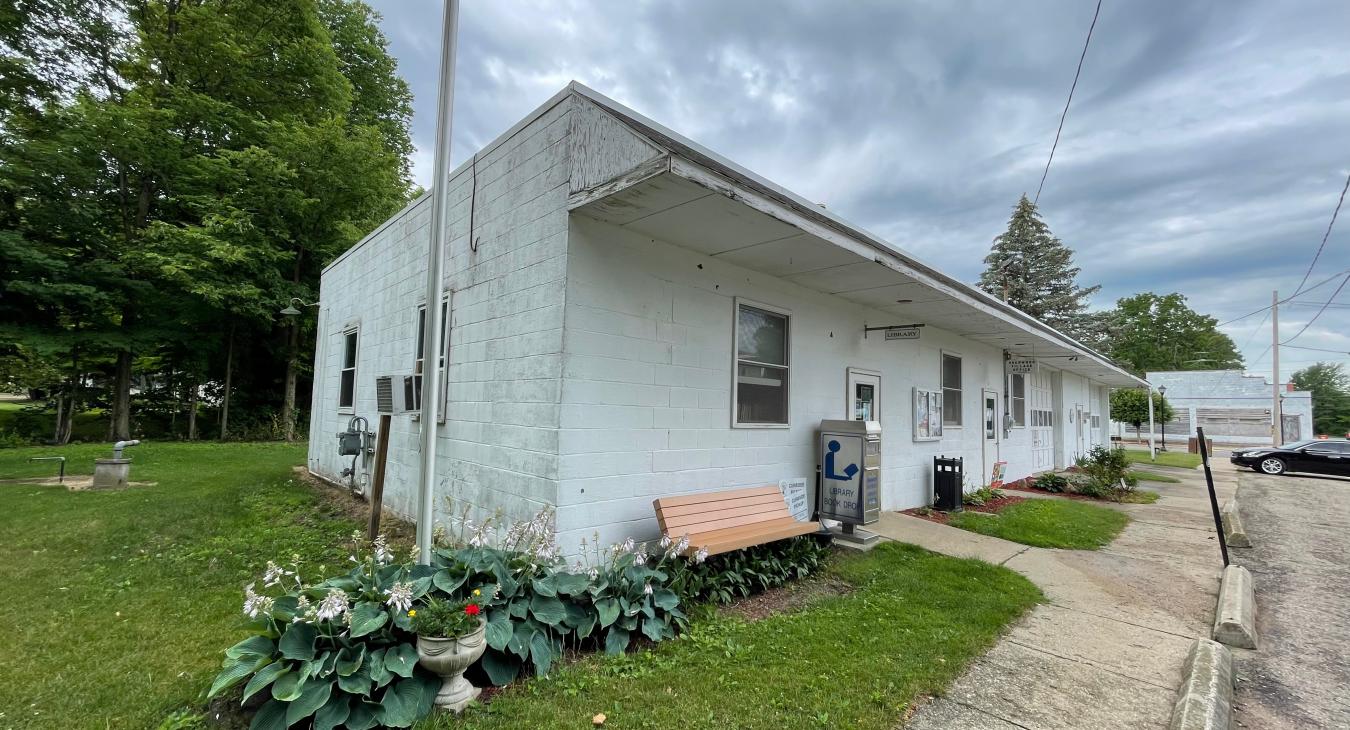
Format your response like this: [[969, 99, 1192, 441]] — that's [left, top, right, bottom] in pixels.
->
[[825, 440, 859, 481]]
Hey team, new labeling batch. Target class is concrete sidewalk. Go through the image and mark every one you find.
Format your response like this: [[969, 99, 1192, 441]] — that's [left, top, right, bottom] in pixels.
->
[[879, 464, 1236, 729]]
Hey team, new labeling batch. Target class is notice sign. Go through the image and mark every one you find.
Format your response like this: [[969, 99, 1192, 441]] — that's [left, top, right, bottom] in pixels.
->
[[989, 461, 1007, 490], [1007, 359, 1035, 374], [819, 433, 865, 522], [779, 478, 810, 522], [885, 327, 920, 341]]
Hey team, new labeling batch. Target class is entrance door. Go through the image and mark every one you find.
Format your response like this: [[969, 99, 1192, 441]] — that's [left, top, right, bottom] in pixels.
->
[[1281, 414, 1301, 443], [983, 389, 999, 485], [847, 369, 880, 421], [1074, 404, 1087, 460]]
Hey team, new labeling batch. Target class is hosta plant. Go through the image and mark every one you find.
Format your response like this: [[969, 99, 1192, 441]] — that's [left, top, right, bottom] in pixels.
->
[[208, 535, 440, 730]]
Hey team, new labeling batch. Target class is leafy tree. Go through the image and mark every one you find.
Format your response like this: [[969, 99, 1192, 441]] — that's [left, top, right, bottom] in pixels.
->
[[1291, 363, 1350, 437], [1109, 389, 1175, 441], [1104, 293, 1242, 376], [979, 195, 1101, 339]]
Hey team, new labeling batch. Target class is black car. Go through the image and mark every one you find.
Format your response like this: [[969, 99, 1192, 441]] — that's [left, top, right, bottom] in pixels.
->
[[1230, 439, 1350, 477]]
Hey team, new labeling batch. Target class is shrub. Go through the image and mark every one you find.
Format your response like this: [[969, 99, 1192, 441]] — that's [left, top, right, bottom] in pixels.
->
[[656, 535, 830, 606], [964, 487, 1004, 506], [410, 595, 483, 638], [1075, 446, 1130, 487], [1032, 473, 1068, 493]]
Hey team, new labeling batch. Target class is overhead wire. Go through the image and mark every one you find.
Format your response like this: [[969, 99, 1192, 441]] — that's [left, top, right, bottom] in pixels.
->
[[1034, 0, 1102, 205], [1291, 170, 1350, 297], [1280, 273, 1349, 345]]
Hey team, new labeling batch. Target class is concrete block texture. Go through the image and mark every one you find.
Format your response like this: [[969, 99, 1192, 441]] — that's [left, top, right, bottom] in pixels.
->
[[1212, 564, 1259, 649], [1220, 498, 1252, 548], [1169, 638, 1234, 730]]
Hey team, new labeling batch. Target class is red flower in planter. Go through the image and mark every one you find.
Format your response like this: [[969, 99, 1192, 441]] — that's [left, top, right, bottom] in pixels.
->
[[464, 603, 481, 616]]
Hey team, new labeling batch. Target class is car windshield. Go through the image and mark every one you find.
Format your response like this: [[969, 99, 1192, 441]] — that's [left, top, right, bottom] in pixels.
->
[[1280, 440, 1318, 450]]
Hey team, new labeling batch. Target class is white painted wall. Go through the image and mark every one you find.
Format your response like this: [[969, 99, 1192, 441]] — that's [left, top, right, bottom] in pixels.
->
[[554, 215, 1014, 548], [307, 95, 574, 528]]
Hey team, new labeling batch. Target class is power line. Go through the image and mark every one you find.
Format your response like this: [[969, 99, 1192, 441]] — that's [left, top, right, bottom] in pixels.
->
[[1282, 344, 1350, 354], [1034, 0, 1102, 205], [1291, 170, 1350, 297], [1281, 273, 1349, 345], [1216, 268, 1350, 327]]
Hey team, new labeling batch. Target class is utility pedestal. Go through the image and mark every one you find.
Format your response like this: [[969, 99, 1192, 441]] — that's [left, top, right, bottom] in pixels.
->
[[92, 459, 131, 489]]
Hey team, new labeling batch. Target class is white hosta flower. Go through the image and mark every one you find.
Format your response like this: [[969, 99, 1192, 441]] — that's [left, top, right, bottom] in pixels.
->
[[643, 583, 653, 595], [384, 582, 415, 613], [294, 595, 313, 624], [587, 566, 599, 580], [632, 551, 647, 567], [409, 545, 420, 563], [676, 535, 690, 555], [621, 537, 635, 554], [659, 535, 672, 549], [242, 583, 274, 619], [693, 546, 709, 564], [373, 535, 393, 565], [262, 561, 291, 587], [315, 588, 350, 622]]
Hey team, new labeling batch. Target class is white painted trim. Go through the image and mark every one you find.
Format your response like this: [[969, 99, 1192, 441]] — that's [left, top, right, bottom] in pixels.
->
[[940, 349, 964, 427], [338, 325, 360, 413], [731, 296, 792, 429], [846, 367, 882, 422]]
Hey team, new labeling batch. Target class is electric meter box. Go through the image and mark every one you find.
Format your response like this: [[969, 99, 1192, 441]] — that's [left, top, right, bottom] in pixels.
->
[[817, 420, 882, 525]]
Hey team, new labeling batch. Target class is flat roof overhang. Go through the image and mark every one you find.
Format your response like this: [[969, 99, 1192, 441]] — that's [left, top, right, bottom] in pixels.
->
[[569, 157, 1146, 389]]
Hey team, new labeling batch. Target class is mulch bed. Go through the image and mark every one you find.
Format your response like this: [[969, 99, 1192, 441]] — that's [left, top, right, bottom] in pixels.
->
[[901, 494, 1028, 524], [1001, 482, 1103, 502]]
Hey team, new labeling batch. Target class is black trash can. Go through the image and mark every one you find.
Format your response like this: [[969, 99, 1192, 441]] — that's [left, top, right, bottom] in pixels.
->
[[933, 455, 963, 512]]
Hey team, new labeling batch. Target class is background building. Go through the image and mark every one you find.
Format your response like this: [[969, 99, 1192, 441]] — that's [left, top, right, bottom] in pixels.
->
[[1122, 370, 1314, 446]]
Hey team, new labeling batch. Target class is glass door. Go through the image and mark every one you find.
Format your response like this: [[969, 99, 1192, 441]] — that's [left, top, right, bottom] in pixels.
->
[[847, 369, 880, 422]]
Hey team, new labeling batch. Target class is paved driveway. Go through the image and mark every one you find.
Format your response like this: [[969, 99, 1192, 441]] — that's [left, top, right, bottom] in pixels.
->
[[1232, 469, 1350, 729], [872, 463, 1234, 729]]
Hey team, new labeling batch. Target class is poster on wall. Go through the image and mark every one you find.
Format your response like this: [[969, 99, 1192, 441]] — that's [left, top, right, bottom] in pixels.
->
[[989, 461, 1007, 489], [913, 387, 943, 441], [778, 478, 811, 522]]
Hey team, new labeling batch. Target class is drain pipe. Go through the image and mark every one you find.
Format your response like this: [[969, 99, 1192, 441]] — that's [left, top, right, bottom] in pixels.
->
[[112, 440, 140, 459]]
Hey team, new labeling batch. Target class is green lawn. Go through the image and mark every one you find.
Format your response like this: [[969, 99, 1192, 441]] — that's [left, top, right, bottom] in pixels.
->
[[1123, 449, 1201, 469], [947, 499, 1130, 550], [0, 441, 360, 730], [1129, 469, 1181, 484], [435, 542, 1040, 730], [0, 399, 111, 444]]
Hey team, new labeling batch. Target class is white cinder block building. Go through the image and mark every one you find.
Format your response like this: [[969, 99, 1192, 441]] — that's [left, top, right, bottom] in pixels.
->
[[307, 83, 1147, 548], [1136, 370, 1314, 445]]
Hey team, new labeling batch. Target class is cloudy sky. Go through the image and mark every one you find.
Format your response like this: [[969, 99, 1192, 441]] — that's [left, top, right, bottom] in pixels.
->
[[368, 0, 1349, 381]]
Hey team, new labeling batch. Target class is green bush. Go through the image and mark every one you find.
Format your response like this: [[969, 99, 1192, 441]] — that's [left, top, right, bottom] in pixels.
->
[[1075, 446, 1130, 487], [409, 595, 482, 638], [1032, 472, 1069, 493], [964, 487, 1004, 506], [659, 535, 830, 606]]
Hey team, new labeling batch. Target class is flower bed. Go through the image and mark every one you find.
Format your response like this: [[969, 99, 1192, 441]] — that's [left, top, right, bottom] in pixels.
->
[[902, 494, 1028, 524], [206, 504, 830, 728]]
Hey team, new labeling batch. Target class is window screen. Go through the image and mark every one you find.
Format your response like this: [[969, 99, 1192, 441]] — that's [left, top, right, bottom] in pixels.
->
[[942, 353, 962, 426], [339, 329, 358, 409], [735, 303, 789, 425]]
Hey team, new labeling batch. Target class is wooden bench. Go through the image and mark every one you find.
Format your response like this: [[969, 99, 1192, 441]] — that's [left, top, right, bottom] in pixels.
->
[[653, 485, 820, 556]]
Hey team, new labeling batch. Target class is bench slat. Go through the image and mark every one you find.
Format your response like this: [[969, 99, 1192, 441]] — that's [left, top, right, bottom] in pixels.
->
[[654, 485, 782, 510], [688, 519, 819, 556], [665, 508, 790, 535], [656, 492, 785, 519], [661, 501, 789, 531]]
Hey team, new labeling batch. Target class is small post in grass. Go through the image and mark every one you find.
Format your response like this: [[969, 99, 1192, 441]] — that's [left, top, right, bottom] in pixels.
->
[[368, 414, 392, 541], [1196, 427, 1229, 567]]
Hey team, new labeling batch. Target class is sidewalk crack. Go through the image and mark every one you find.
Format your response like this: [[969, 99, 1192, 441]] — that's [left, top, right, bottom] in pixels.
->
[[1000, 547, 1031, 566]]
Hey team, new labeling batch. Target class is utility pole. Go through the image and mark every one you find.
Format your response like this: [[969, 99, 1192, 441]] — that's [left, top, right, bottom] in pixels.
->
[[416, 0, 459, 565], [1271, 289, 1282, 447]]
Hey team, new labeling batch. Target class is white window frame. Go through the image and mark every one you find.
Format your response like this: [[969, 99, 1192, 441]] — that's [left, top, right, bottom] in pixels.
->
[[846, 367, 881, 422], [338, 326, 359, 413], [941, 351, 963, 427], [732, 297, 791, 428], [1009, 373, 1026, 428], [413, 297, 450, 423]]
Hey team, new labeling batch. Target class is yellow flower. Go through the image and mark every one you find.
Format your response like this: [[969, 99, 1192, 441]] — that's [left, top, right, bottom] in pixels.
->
[[407, 609, 416, 617], [473, 589, 481, 597]]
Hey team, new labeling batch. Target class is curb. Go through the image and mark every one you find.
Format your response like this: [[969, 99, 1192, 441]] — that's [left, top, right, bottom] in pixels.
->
[[1169, 638, 1234, 730], [1220, 498, 1252, 548], [1212, 564, 1258, 649]]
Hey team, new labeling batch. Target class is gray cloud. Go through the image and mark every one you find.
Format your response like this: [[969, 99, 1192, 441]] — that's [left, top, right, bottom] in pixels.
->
[[370, 0, 1350, 380]]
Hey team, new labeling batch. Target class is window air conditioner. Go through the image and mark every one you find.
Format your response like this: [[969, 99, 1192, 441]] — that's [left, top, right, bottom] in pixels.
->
[[374, 374, 417, 415]]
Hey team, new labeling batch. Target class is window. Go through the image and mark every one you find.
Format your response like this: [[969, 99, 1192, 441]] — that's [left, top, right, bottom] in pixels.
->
[[1030, 408, 1055, 428], [414, 300, 448, 412], [1091, 414, 1101, 429], [339, 328, 358, 410], [1009, 373, 1026, 427], [941, 353, 962, 426], [734, 301, 789, 426]]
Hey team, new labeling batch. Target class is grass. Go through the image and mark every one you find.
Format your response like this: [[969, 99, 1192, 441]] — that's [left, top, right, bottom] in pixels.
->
[[1129, 470, 1181, 484], [433, 542, 1041, 730], [0, 399, 111, 444], [0, 440, 361, 730], [1123, 449, 1201, 469], [946, 499, 1130, 550]]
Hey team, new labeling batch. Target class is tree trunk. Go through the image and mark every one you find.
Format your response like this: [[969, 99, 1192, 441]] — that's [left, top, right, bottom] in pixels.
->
[[282, 321, 299, 441], [110, 348, 133, 441], [187, 379, 199, 440], [220, 324, 234, 440], [53, 393, 65, 444]]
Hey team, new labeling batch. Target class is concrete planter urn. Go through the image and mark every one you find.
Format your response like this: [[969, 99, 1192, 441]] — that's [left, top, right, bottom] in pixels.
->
[[416, 618, 487, 713]]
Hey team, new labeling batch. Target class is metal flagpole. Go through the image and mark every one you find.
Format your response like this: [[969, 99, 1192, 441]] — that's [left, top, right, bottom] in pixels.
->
[[416, 0, 460, 565]]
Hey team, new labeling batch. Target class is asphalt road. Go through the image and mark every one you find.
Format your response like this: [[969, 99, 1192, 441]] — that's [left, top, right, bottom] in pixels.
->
[[1231, 468, 1350, 729]]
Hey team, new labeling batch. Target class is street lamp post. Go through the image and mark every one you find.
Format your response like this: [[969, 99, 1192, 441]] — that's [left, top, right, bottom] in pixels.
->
[[1158, 385, 1167, 452]]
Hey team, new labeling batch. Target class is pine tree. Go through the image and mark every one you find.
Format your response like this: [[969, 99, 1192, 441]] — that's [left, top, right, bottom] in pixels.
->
[[979, 195, 1101, 337]]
